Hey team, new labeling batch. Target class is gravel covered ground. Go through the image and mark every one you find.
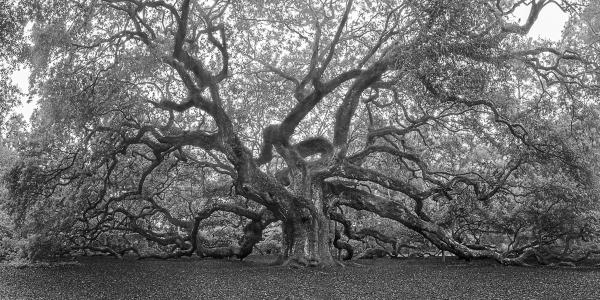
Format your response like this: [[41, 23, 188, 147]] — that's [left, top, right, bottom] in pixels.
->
[[0, 256, 599, 299]]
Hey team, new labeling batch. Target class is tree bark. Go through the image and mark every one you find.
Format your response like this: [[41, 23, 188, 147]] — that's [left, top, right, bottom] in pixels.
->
[[275, 181, 336, 267]]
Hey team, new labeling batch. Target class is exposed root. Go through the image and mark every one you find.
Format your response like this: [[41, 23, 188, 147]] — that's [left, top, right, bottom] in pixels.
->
[[494, 248, 600, 267], [344, 261, 366, 267], [138, 249, 194, 260], [198, 246, 240, 259], [280, 257, 309, 268], [356, 248, 392, 260], [271, 255, 345, 268], [73, 246, 140, 259]]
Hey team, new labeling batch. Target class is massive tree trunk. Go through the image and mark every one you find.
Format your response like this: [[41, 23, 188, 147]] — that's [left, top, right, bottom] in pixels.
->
[[276, 175, 336, 267], [279, 211, 335, 267], [231, 151, 338, 266]]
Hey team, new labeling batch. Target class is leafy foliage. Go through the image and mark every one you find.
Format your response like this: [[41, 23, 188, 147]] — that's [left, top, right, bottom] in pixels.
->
[[0, 0, 27, 133]]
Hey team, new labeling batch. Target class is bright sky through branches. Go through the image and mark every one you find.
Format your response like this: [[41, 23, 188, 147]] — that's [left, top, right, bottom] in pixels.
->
[[514, 2, 569, 41], [9, 3, 570, 122]]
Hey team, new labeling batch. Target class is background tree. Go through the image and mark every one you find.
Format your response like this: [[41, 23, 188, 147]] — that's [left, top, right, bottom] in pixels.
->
[[0, 0, 27, 133], [3, 0, 600, 266]]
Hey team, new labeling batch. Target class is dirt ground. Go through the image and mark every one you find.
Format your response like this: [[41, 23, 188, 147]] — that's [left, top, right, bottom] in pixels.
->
[[0, 256, 599, 299]]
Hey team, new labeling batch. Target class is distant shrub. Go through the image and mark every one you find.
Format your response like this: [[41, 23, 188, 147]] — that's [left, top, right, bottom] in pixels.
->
[[0, 237, 27, 261], [0, 234, 71, 263], [26, 234, 70, 261], [256, 240, 281, 255]]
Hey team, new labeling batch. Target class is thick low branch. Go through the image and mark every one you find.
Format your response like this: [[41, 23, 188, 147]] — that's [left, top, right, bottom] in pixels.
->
[[197, 209, 276, 260], [197, 203, 262, 221], [331, 162, 432, 200], [325, 180, 535, 265], [330, 210, 399, 256], [332, 229, 354, 260]]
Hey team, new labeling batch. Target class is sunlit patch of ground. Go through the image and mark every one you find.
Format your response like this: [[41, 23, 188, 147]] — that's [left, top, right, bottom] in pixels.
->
[[0, 256, 598, 299]]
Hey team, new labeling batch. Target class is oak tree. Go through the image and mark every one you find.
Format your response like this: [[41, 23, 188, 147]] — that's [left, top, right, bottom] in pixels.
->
[[4, 0, 600, 266]]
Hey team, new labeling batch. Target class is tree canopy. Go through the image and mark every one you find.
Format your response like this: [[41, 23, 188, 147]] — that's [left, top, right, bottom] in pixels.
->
[[2, 0, 600, 266], [0, 0, 27, 134]]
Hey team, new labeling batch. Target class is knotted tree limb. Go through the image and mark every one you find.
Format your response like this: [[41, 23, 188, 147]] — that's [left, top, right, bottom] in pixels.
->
[[196, 209, 276, 260], [329, 210, 399, 258], [274, 137, 334, 186], [332, 229, 354, 260], [325, 180, 542, 266]]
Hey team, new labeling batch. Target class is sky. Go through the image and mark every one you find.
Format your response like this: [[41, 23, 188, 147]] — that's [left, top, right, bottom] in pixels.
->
[[514, 3, 570, 41], [9, 3, 570, 122]]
